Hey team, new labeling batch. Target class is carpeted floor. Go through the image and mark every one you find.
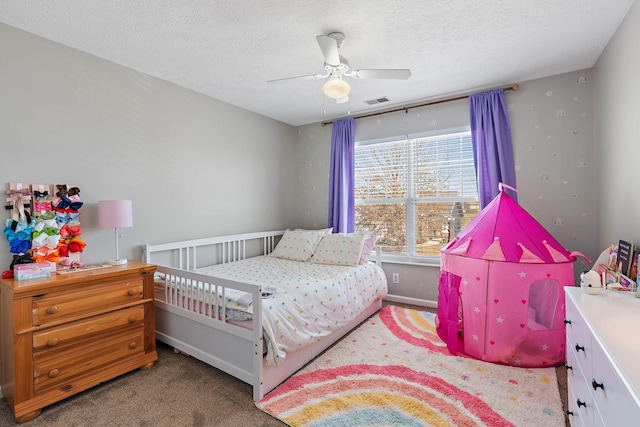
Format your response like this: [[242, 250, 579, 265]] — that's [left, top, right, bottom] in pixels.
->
[[0, 303, 568, 426], [256, 305, 565, 426], [0, 341, 287, 427]]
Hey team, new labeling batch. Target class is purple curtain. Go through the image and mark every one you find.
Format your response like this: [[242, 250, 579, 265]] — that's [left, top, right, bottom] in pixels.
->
[[469, 89, 517, 208], [327, 118, 355, 233]]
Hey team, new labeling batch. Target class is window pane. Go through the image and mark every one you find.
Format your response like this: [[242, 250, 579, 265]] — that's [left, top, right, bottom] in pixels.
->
[[355, 203, 406, 254], [355, 140, 407, 200], [413, 133, 476, 198], [414, 201, 480, 256], [354, 130, 479, 259]]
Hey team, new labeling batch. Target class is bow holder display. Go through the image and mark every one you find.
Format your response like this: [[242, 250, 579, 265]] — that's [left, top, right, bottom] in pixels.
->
[[3, 182, 87, 277]]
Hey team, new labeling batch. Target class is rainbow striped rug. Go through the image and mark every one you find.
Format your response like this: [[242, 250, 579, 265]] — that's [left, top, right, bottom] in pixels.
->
[[256, 305, 565, 426]]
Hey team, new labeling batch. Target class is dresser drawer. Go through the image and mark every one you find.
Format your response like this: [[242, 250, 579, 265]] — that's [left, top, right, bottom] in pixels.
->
[[32, 279, 144, 326], [33, 306, 145, 361], [566, 339, 586, 389], [568, 366, 596, 426], [33, 329, 145, 394], [591, 340, 640, 426], [565, 299, 593, 381], [567, 382, 585, 427]]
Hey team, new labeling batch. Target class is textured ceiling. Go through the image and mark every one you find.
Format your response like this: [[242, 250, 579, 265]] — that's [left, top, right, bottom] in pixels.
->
[[0, 1, 635, 126]]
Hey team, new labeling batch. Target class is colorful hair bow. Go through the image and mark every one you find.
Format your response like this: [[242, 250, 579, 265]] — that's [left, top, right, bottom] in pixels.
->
[[57, 242, 69, 257], [32, 233, 60, 248], [68, 237, 87, 253], [34, 202, 52, 213], [5, 188, 32, 210], [10, 239, 31, 254], [31, 245, 60, 263], [55, 185, 68, 198], [10, 253, 34, 267], [54, 208, 80, 224]]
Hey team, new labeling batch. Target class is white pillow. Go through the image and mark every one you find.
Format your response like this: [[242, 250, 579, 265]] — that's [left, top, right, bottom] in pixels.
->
[[296, 227, 333, 235], [309, 234, 366, 267], [359, 235, 378, 265], [269, 229, 324, 262]]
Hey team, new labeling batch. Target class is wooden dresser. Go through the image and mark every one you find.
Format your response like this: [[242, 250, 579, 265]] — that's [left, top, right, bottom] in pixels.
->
[[0, 261, 158, 423], [564, 287, 640, 426]]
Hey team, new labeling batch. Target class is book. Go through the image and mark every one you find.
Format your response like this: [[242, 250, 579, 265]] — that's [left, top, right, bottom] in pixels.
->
[[630, 251, 638, 282], [636, 253, 640, 291], [606, 269, 621, 286], [607, 245, 618, 270], [616, 240, 635, 277], [619, 274, 635, 291]]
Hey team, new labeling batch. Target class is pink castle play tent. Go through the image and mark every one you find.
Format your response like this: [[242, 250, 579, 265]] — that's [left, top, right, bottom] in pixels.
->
[[436, 184, 588, 367]]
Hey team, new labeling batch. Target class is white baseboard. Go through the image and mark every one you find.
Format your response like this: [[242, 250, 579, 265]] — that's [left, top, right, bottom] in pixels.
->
[[383, 294, 437, 309]]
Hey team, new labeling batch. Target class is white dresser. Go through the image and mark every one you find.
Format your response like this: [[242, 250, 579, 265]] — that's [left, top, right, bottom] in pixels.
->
[[564, 287, 640, 426]]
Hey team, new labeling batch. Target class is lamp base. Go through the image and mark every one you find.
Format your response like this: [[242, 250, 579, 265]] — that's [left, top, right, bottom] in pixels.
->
[[107, 259, 128, 265]]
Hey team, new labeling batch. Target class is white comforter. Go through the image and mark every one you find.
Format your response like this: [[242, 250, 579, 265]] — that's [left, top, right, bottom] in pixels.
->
[[196, 256, 388, 366]]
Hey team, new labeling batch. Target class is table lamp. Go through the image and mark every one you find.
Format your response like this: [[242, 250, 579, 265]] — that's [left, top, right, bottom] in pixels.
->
[[98, 200, 133, 265]]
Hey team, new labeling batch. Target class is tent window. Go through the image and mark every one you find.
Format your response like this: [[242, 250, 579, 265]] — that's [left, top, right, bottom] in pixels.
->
[[527, 279, 559, 330]]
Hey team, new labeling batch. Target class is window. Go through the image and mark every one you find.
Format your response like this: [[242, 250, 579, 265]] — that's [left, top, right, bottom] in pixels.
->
[[354, 130, 479, 259]]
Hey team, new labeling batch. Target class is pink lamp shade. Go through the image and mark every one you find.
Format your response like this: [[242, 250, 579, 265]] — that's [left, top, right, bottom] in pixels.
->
[[98, 200, 133, 229]]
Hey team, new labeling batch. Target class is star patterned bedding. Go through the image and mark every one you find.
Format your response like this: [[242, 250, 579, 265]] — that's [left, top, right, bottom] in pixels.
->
[[195, 255, 388, 366]]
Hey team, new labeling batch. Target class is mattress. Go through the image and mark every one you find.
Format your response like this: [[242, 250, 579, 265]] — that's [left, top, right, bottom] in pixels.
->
[[193, 255, 388, 366]]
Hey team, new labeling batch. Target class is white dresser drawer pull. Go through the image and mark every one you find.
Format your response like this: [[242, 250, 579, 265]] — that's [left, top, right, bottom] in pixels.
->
[[592, 379, 605, 391], [575, 343, 585, 352], [564, 319, 572, 325], [565, 364, 573, 371], [47, 338, 59, 347], [566, 410, 574, 417], [48, 369, 59, 378], [128, 316, 137, 323], [46, 306, 58, 315], [129, 342, 137, 350], [577, 399, 586, 408], [127, 289, 138, 296]]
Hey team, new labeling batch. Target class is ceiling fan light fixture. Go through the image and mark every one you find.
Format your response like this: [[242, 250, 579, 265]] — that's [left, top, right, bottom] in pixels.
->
[[323, 78, 350, 99]]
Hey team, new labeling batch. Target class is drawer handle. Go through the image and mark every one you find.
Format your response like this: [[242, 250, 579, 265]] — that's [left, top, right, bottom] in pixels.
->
[[566, 410, 574, 417], [46, 306, 58, 315], [47, 337, 60, 347], [577, 399, 586, 408], [129, 342, 137, 350], [564, 364, 572, 371], [592, 379, 605, 391], [575, 344, 585, 352], [563, 319, 572, 325], [48, 369, 60, 378], [128, 289, 138, 296], [128, 316, 138, 323]]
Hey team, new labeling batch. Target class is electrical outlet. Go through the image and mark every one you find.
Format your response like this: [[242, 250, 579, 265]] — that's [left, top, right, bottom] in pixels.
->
[[392, 273, 400, 284]]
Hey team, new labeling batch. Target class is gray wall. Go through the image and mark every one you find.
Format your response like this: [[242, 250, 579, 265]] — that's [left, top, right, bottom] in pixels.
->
[[0, 23, 297, 266], [295, 70, 597, 304], [593, 0, 640, 250]]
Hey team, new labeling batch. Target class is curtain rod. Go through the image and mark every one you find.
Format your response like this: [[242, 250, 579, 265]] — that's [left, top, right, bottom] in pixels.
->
[[320, 84, 519, 126]]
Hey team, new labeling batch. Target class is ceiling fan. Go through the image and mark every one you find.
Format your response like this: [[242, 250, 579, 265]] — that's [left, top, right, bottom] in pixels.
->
[[267, 32, 411, 103]]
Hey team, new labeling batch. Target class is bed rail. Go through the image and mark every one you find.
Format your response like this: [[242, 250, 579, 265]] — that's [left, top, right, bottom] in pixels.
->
[[142, 230, 285, 270]]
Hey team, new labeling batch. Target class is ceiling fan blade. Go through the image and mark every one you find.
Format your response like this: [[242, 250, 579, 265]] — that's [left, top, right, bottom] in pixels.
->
[[350, 69, 412, 80], [267, 74, 325, 84], [316, 35, 340, 66]]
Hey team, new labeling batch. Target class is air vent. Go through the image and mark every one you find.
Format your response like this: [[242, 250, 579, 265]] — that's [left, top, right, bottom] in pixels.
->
[[364, 97, 390, 105]]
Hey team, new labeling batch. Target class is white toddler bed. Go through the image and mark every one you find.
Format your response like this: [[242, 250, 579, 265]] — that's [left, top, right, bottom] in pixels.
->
[[142, 229, 387, 400]]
